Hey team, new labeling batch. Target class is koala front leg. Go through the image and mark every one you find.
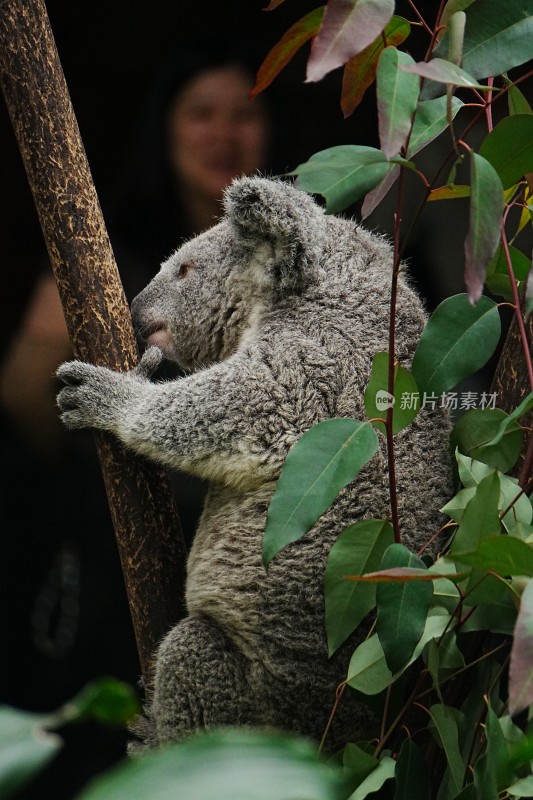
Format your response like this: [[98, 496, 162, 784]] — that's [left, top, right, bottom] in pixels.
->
[[56, 347, 163, 433], [59, 347, 295, 487], [150, 614, 262, 745]]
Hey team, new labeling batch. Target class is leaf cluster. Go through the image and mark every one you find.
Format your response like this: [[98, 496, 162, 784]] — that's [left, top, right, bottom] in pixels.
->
[[254, 1, 533, 798]]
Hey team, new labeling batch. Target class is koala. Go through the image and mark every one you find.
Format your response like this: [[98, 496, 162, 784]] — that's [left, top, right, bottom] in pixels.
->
[[56, 177, 451, 750]]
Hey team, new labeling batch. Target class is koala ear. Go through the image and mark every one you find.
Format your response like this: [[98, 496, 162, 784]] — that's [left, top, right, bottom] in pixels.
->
[[224, 177, 327, 293]]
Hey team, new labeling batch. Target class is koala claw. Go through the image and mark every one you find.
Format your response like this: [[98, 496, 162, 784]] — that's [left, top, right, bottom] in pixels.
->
[[133, 346, 164, 380], [56, 360, 94, 387]]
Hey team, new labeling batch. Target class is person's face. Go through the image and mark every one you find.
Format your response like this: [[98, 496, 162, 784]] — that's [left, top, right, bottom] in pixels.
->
[[167, 65, 268, 204]]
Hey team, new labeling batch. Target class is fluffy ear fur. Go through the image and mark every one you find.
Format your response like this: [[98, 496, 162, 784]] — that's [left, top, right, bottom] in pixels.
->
[[224, 176, 327, 294]]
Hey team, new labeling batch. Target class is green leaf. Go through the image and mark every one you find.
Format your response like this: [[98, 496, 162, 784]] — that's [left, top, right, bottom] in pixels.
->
[[376, 544, 434, 673], [66, 678, 139, 726], [461, 590, 517, 634], [484, 391, 533, 447], [451, 408, 523, 473], [342, 743, 379, 787], [377, 47, 420, 158], [456, 450, 495, 488], [0, 707, 62, 799], [453, 535, 533, 576], [427, 704, 464, 797], [464, 152, 505, 303], [251, 7, 325, 98], [473, 706, 510, 798], [412, 294, 501, 397], [451, 471, 501, 554], [498, 474, 532, 536], [509, 578, 533, 715], [364, 352, 419, 435], [325, 519, 394, 655], [508, 775, 533, 797], [479, 115, 533, 189], [341, 16, 411, 117], [460, 0, 533, 79], [425, 631, 465, 692], [348, 757, 396, 800], [263, 419, 378, 566], [441, 486, 476, 523], [409, 95, 465, 156], [400, 57, 491, 89], [306, 0, 395, 83], [347, 611, 450, 695], [292, 145, 390, 213], [361, 95, 463, 218], [394, 739, 431, 800], [505, 78, 533, 116], [485, 243, 531, 301], [77, 729, 347, 800]]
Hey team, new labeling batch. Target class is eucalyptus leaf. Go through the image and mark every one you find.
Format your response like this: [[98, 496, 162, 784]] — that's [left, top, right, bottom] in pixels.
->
[[77, 729, 348, 800], [400, 57, 490, 89], [394, 738, 431, 800], [377, 47, 420, 158], [342, 743, 379, 787], [251, 7, 325, 98], [376, 544, 433, 674], [427, 704, 464, 797], [455, 451, 495, 488], [364, 351, 419, 434], [509, 578, 533, 715], [341, 16, 411, 117], [347, 756, 396, 800], [453, 535, 533, 577], [480, 115, 533, 189], [460, 0, 533, 79], [412, 294, 501, 397], [362, 95, 463, 218], [0, 707, 61, 800], [292, 146, 390, 213], [506, 81, 533, 116], [263, 419, 378, 566], [451, 408, 523, 473], [433, 0, 533, 81], [484, 391, 533, 447], [464, 153, 505, 303], [325, 519, 394, 655], [306, 0, 395, 83], [347, 611, 450, 695], [461, 590, 517, 635], [450, 471, 501, 554]]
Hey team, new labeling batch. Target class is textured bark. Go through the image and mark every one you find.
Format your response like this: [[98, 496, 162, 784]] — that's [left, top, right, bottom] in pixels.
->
[[490, 312, 533, 483], [0, 0, 186, 684]]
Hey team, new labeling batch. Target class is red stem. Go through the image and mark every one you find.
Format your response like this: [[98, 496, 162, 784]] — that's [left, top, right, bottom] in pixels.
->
[[386, 167, 406, 545]]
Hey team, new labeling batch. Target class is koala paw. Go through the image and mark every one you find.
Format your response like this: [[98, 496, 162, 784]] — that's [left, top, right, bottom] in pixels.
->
[[56, 360, 128, 431]]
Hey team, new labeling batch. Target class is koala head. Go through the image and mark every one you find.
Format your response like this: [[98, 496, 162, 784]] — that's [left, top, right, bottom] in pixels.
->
[[131, 177, 327, 371]]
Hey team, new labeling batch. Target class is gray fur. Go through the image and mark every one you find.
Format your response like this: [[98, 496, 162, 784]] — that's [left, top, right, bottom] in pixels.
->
[[56, 177, 452, 749]]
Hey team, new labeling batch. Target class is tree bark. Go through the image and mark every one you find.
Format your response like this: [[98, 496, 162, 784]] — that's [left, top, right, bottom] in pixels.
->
[[490, 312, 533, 484], [0, 0, 186, 686]]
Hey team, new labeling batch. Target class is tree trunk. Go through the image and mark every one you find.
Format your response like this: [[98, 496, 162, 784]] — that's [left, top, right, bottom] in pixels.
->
[[490, 313, 533, 484], [0, 0, 187, 686]]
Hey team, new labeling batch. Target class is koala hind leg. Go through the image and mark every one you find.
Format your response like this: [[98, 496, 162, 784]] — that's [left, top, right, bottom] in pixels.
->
[[150, 614, 260, 746]]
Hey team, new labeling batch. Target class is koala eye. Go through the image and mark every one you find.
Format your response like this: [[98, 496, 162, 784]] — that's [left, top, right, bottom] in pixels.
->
[[177, 261, 194, 280]]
